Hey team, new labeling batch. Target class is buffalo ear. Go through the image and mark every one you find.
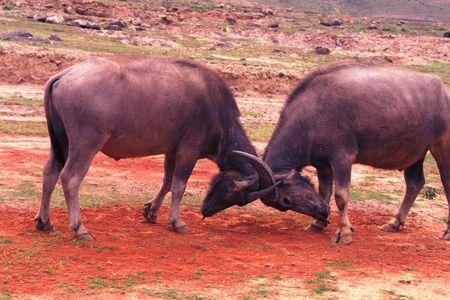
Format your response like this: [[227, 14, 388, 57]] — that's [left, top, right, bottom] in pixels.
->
[[274, 169, 296, 182]]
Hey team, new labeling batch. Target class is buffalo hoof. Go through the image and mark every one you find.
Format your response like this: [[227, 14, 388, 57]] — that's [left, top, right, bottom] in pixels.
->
[[439, 229, 450, 241], [172, 220, 189, 234], [331, 226, 354, 245], [75, 232, 95, 241], [142, 204, 157, 224], [35, 218, 54, 232], [379, 218, 402, 233], [305, 221, 326, 233]]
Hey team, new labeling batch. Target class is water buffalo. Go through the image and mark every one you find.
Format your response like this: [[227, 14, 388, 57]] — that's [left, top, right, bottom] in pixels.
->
[[35, 55, 281, 239], [202, 63, 450, 244]]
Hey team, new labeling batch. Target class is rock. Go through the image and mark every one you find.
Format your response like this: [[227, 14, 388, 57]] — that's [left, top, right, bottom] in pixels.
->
[[0, 31, 33, 40], [160, 15, 174, 25], [315, 46, 331, 55], [63, 6, 73, 14], [0, 31, 49, 43], [225, 17, 236, 25], [105, 24, 122, 31], [48, 34, 62, 42], [367, 24, 378, 30], [66, 19, 88, 28], [272, 49, 286, 54], [384, 56, 394, 63], [262, 8, 274, 16], [320, 19, 342, 26], [85, 21, 100, 30], [135, 26, 146, 32], [33, 13, 48, 22], [45, 15, 64, 24], [215, 41, 233, 47], [106, 20, 127, 30], [444, 30, 450, 38], [268, 23, 279, 29]]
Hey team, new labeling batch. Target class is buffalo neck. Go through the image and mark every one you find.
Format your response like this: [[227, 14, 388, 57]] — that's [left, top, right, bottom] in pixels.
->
[[216, 124, 257, 176], [263, 124, 310, 174]]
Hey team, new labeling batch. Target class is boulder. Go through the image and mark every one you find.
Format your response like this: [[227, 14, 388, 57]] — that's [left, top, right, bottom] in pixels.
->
[[268, 23, 279, 29], [225, 17, 236, 25], [66, 19, 88, 28], [444, 30, 450, 38], [315, 46, 331, 55], [33, 13, 48, 22], [45, 15, 64, 24], [320, 19, 342, 27], [367, 24, 378, 30], [85, 21, 100, 30]]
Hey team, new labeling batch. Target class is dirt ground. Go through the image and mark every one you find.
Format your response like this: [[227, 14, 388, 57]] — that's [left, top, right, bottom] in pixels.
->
[[0, 133, 449, 299]]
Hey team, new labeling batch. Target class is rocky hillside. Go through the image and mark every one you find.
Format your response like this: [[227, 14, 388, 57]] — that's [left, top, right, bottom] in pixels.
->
[[252, 0, 450, 22]]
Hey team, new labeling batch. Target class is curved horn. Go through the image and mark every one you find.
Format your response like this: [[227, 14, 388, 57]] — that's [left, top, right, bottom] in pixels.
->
[[246, 180, 283, 202], [231, 150, 278, 202]]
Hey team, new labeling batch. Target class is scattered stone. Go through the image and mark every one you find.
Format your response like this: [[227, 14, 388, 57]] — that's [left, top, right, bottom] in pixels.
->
[[66, 19, 87, 28], [0, 31, 49, 43], [135, 26, 146, 32], [382, 27, 391, 31], [268, 23, 279, 29], [262, 8, 274, 16], [367, 24, 378, 30], [160, 15, 174, 25], [384, 56, 394, 63], [105, 24, 122, 31], [215, 41, 233, 47], [0, 31, 33, 40], [320, 19, 342, 27], [63, 6, 73, 14], [397, 21, 405, 26], [48, 34, 62, 42], [444, 30, 450, 38], [315, 46, 331, 55], [272, 49, 286, 54], [106, 20, 127, 30], [85, 21, 100, 30], [225, 17, 236, 25], [45, 15, 64, 24], [32, 13, 47, 22]]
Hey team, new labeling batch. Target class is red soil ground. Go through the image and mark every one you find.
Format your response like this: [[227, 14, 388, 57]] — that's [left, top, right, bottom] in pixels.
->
[[0, 134, 449, 297]]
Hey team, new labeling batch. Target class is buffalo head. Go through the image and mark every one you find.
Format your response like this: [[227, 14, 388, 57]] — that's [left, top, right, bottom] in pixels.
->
[[201, 151, 329, 223]]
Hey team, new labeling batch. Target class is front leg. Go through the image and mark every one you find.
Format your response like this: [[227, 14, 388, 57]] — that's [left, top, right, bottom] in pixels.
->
[[305, 168, 333, 233], [168, 148, 199, 234], [330, 156, 354, 244]]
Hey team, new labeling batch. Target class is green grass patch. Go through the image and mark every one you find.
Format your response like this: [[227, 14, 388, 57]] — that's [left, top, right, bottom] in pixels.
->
[[244, 123, 275, 142], [412, 61, 450, 86], [350, 189, 396, 204], [323, 260, 352, 269], [0, 120, 47, 135], [0, 235, 13, 245], [0, 97, 42, 106]]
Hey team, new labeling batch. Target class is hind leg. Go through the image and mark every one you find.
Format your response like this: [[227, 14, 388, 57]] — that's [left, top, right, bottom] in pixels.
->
[[143, 153, 176, 223], [305, 167, 333, 233], [430, 143, 450, 240], [35, 150, 64, 231], [60, 135, 106, 240], [380, 157, 425, 232]]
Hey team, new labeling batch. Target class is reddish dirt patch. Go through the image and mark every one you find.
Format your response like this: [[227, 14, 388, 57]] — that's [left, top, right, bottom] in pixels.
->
[[0, 204, 449, 296], [0, 50, 78, 85]]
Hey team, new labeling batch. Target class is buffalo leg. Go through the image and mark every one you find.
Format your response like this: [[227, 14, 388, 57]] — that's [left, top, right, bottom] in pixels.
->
[[60, 137, 104, 240], [305, 168, 333, 233], [143, 154, 176, 223], [168, 150, 199, 233], [330, 156, 354, 244], [35, 150, 64, 231], [430, 143, 450, 240], [380, 157, 425, 232]]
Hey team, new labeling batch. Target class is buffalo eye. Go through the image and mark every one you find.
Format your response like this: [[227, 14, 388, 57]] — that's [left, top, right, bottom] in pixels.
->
[[280, 197, 292, 207]]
